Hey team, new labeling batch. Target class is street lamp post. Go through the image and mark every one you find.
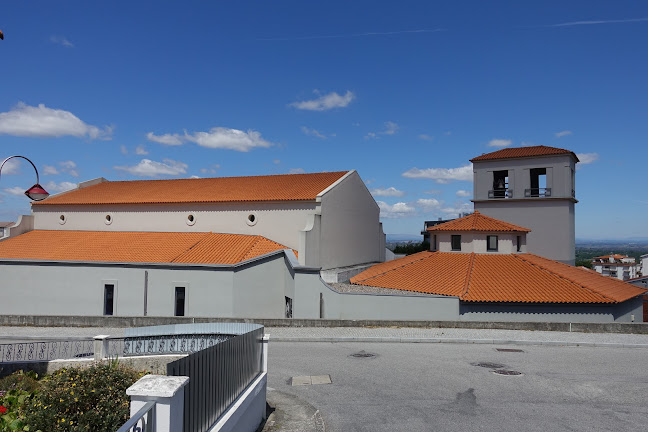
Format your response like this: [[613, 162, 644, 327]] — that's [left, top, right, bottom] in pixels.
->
[[0, 155, 50, 201]]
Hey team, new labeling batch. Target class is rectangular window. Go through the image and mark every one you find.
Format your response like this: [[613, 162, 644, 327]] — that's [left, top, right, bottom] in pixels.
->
[[175, 287, 186, 317], [530, 168, 547, 197], [493, 170, 509, 198], [487, 235, 498, 251], [103, 284, 114, 316], [285, 297, 293, 319], [433, 235, 437, 251], [516, 236, 521, 252], [451, 235, 461, 251]]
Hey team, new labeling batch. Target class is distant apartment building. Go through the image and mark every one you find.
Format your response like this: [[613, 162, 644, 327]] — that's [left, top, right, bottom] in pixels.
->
[[641, 254, 648, 276], [591, 254, 638, 281]]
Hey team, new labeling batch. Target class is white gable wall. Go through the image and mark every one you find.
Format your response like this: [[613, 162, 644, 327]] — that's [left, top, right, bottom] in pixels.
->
[[318, 171, 385, 270]]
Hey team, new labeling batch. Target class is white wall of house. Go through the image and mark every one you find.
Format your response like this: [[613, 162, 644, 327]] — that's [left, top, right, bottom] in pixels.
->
[[591, 263, 638, 281], [433, 232, 526, 254], [317, 171, 385, 269], [32, 201, 317, 253], [474, 200, 575, 264], [472, 155, 576, 201]]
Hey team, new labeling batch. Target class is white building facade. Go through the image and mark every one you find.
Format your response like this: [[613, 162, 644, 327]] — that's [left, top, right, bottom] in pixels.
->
[[591, 254, 638, 281]]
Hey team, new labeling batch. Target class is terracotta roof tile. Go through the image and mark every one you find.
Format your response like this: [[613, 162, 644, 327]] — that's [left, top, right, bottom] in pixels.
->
[[426, 211, 531, 233], [351, 252, 646, 304], [470, 145, 579, 162], [0, 230, 292, 265], [33, 171, 349, 206]]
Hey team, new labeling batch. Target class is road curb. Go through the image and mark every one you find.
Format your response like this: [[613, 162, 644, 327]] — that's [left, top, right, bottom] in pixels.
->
[[269, 337, 648, 348]]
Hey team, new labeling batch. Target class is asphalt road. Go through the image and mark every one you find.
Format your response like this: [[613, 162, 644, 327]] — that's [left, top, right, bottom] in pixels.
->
[[266, 342, 648, 432]]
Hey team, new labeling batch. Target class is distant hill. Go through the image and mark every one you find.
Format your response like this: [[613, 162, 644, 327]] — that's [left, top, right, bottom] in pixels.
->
[[386, 234, 422, 243]]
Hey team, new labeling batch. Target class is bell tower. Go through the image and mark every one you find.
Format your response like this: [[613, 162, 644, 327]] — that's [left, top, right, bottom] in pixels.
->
[[471, 145, 578, 264]]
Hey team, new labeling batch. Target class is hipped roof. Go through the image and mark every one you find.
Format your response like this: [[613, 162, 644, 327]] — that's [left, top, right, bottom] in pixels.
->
[[470, 145, 579, 163], [427, 211, 531, 233], [350, 251, 645, 304]]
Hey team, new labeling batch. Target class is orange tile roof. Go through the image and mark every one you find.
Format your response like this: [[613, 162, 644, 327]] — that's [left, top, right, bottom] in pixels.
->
[[426, 211, 531, 233], [592, 254, 630, 260], [0, 230, 292, 265], [470, 145, 579, 162], [33, 171, 350, 206], [350, 252, 646, 304]]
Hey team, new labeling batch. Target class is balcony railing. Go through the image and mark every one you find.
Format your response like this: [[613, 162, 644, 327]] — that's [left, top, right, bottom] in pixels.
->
[[488, 188, 512, 199], [525, 187, 551, 198]]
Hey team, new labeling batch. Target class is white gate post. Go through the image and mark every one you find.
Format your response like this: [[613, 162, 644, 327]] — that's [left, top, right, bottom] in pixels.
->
[[126, 375, 190, 432]]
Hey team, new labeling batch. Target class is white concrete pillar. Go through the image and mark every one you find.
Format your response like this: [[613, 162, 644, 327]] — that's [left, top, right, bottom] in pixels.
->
[[93, 335, 110, 361], [126, 375, 190, 432], [262, 334, 270, 373]]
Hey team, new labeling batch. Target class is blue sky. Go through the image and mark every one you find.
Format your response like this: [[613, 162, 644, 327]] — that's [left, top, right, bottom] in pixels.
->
[[1, 1, 646, 239]]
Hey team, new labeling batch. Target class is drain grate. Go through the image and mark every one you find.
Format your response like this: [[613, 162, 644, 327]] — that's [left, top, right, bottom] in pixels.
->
[[496, 348, 524, 353], [349, 350, 376, 358], [472, 362, 506, 369], [493, 369, 523, 376]]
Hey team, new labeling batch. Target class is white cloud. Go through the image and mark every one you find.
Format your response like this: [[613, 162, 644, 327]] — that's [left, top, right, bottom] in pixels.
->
[[423, 189, 442, 195], [43, 165, 59, 175], [120, 145, 128, 155], [200, 164, 220, 175], [383, 121, 399, 135], [576, 152, 599, 169], [441, 202, 474, 216], [416, 198, 442, 211], [0, 159, 20, 175], [146, 132, 183, 146], [273, 159, 281, 165], [377, 201, 417, 219], [114, 159, 188, 177], [371, 187, 405, 197], [366, 121, 399, 139], [402, 164, 473, 184], [0, 102, 112, 140], [456, 190, 471, 197], [185, 128, 273, 152], [288, 168, 305, 174], [3, 186, 27, 196], [549, 17, 648, 27], [49, 35, 74, 47], [418, 134, 434, 141], [59, 160, 78, 177], [301, 126, 327, 139], [290, 90, 355, 111], [135, 145, 149, 155], [488, 139, 512, 148], [555, 130, 572, 138], [44, 161, 78, 177], [42, 181, 77, 194]]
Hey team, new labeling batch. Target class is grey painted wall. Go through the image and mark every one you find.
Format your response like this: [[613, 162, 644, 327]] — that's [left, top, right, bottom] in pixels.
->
[[474, 200, 575, 264], [459, 297, 644, 323]]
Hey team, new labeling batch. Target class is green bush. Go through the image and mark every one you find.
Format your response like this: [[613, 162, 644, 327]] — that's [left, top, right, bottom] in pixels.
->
[[23, 363, 144, 432], [1, 388, 33, 432], [0, 370, 41, 394]]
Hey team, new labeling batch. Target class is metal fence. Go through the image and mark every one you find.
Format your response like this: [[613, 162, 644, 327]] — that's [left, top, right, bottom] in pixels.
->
[[167, 326, 264, 432], [115, 400, 155, 432], [0, 339, 94, 363]]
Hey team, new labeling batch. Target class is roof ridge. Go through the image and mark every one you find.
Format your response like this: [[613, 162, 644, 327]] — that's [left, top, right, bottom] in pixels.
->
[[170, 232, 213, 263], [241, 235, 265, 262], [460, 253, 476, 298], [513, 254, 616, 302], [353, 252, 433, 283]]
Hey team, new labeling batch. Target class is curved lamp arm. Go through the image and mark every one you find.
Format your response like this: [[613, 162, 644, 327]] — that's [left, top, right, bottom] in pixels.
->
[[0, 155, 50, 201]]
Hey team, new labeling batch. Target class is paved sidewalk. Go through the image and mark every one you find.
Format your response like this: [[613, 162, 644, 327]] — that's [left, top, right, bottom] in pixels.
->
[[2, 325, 648, 347], [265, 326, 648, 348]]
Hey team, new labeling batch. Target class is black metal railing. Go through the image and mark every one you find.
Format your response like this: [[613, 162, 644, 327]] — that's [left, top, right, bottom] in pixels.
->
[[167, 327, 264, 432], [0, 339, 94, 363], [115, 401, 155, 432], [488, 188, 512, 198], [525, 187, 551, 197]]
